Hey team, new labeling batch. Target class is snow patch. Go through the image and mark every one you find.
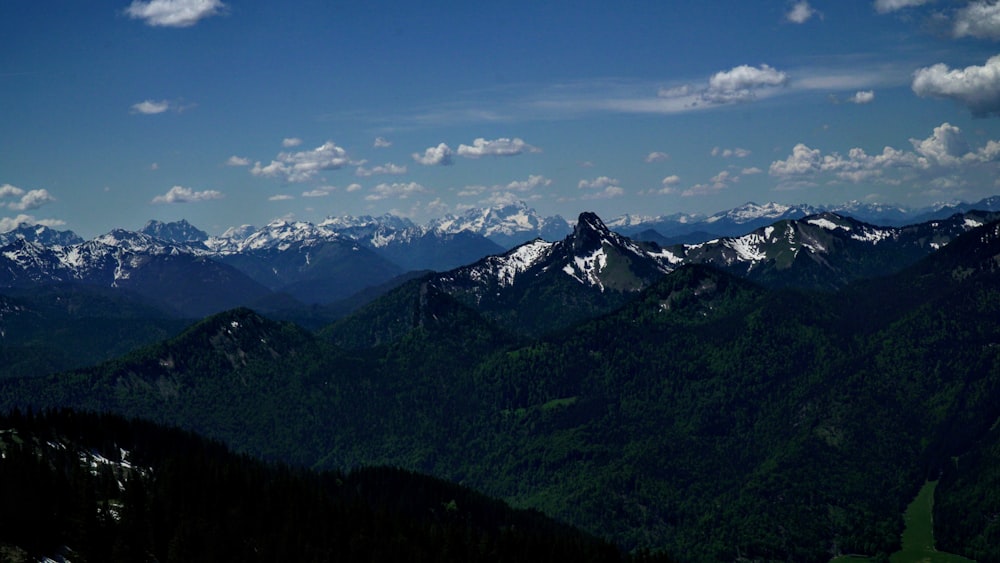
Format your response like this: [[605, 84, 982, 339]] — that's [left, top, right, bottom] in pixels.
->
[[806, 217, 844, 231]]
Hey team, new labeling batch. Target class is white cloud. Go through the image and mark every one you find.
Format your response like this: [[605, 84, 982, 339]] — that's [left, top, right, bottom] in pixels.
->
[[282, 137, 303, 148], [703, 64, 788, 104], [373, 136, 392, 148], [130, 100, 171, 115], [873, 0, 931, 13], [269, 194, 294, 201], [578, 176, 620, 190], [953, 1, 1000, 39], [910, 122, 970, 166], [786, 1, 818, 24], [505, 174, 552, 192], [226, 155, 251, 166], [251, 141, 352, 182], [366, 182, 427, 201], [769, 123, 1000, 189], [658, 84, 692, 98], [712, 146, 751, 158], [355, 162, 407, 177], [124, 0, 226, 27], [848, 90, 875, 104], [461, 175, 552, 199], [151, 185, 224, 204], [346, 183, 362, 192], [682, 170, 739, 197], [657, 175, 681, 195], [456, 137, 540, 158], [769, 144, 824, 177], [8, 189, 55, 211], [412, 143, 454, 166], [912, 55, 1000, 117], [0, 184, 24, 199], [645, 151, 670, 163], [0, 184, 55, 211], [301, 189, 331, 198], [578, 176, 624, 199], [581, 186, 625, 200], [742, 166, 764, 175]]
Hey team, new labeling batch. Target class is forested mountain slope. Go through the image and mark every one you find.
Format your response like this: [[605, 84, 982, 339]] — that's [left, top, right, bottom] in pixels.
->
[[0, 409, 650, 563], [1, 221, 998, 561]]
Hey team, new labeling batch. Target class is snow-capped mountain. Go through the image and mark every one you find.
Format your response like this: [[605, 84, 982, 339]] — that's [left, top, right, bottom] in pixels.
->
[[0, 223, 83, 247], [429, 201, 571, 248], [0, 230, 271, 316], [2, 197, 999, 321], [421, 212, 677, 334], [205, 219, 343, 254], [670, 210, 1000, 290]]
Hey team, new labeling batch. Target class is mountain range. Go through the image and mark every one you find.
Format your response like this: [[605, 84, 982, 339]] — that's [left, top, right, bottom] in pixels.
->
[[3, 214, 999, 561], [1, 197, 998, 379]]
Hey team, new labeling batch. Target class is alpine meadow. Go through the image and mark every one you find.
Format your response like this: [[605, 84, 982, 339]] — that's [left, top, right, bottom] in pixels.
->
[[3, 1, 1000, 562]]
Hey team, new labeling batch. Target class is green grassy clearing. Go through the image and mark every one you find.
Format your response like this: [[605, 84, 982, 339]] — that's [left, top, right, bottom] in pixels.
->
[[832, 481, 975, 563]]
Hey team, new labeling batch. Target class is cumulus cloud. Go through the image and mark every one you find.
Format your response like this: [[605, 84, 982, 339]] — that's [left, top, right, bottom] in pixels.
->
[[578, 176, 624, 199], [268, 194, 294, 201], [582, 187, 624, 200], [873, 0, 931, 13], [226, 155, 251, 166], [251, 141, 352, 182], [645, 151, 670, 163], [505, 174, 552, 192], [682, 170, 739, 197], [282, 137, 303, 148], [769, 123, 1000, 188], [703, 64, 788, 104], [848, 90, 875, 104], [412, 143, 454, 166], [366, 182, 427, 201], [712, 146, 751, 158], [657, 175, 681, 195], [355, 162, 407, 177], [373, 136, 392, 148], [8, 189, 55, 211], [151, 185, 224, 204], [456, 137, 540, 158], [578, 176, 619, 190], [125, 0, 226, 27], [786, 1, 818, 23], [0, 184, 56, 211], [953, 1, 1000, 39], [912, 55, 1000, 117], [460, 175, 552, 199], [346, 183, 362, 192], [910, 123, 967, 165]]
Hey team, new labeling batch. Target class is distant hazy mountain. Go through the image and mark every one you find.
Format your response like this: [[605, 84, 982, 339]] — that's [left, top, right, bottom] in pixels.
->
[[608, 196, 1000, 242]]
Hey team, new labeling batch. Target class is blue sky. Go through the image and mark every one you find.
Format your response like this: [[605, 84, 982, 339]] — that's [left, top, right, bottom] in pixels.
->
[[3, 0, 1000, 237]]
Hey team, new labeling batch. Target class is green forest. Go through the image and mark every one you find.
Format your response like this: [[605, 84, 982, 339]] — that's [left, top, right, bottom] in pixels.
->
[[2, 220, 1000, 561]]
